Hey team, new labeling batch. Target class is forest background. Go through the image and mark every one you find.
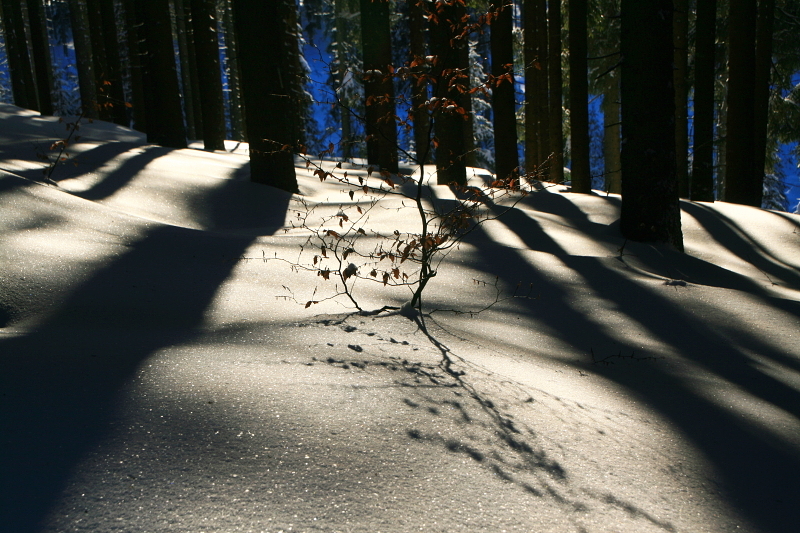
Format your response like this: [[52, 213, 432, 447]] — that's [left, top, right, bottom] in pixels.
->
[[0, 0, 798, 213]]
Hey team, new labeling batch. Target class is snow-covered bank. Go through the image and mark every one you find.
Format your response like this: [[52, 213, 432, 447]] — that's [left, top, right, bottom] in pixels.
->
[[2, 105, 799, 532]]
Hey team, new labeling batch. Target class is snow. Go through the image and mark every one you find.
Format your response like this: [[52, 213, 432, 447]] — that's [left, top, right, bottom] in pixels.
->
[[1, 103, 799, 533]]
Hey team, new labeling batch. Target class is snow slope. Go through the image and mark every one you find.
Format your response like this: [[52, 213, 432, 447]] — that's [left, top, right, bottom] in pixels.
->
[[2, 104, 799, 533]]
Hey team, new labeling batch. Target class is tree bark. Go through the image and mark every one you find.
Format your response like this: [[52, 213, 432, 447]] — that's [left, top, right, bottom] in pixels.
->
[[190, 0, 227, 151], [174, 0, 200, 140], [135, 0, 187, 148], [97, 0, 130, 125], [68, 0, 99, 118], [547, 0, 564, 183], [535, 0, 550, 177], [674, 0, 689, 197], [752, 0, 775, 206], [409, 0, 431, 163], [282, 0, 308, 148], [429, 0, 467, 185], [231, 0, 298, 192], [122, 0, 147, 131], [26, 0, 54, 115], [222, 0, 246, 141], [690, 0, 717, 201], [490, 0, 519, 181], [1, 0, 39, 111], [360, 0, 398, 172], [85, 0, 114, 121], [602, 74, 621, 194], [523, 0, 539, 174], [724, 0, 759, 206], [568, 0, 591, 193], [458, 40, 475, 168], [620, 0, 683, 250]]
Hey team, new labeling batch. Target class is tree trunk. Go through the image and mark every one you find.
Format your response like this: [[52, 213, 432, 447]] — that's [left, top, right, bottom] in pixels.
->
[[334, 0, 355, 159], [535, 0, 550, 177], [135, 0, 187, 148], [282, 0, 308, 148], [459, 40, 475, 168], [620, 0, 683, 251], [673, 0, 689, 197], [360, 0, 398, 173], [222, 0, 246, 141], [231, 0, 298, 192], [602, 74, 621, 193], [123, 0, 147, 132], [97, 0, 130, 125], [523, 0, 539, 174], [429, 0, 467, 185], [85, 0, 113, 121], [752, 0, 775, 207], [190, 0, 227, 151], [174, 0, 199, 140], [409, 0, 431, 163], [690, 0, 717, 201], [548, 0, 564, 183], [724, 0, 759, 206], [68, 0, 99, 118], [490, 0, 519, 181], [2, 0, 39, 111], [26, 0, 54, 115], [568, 0, 591, 192]]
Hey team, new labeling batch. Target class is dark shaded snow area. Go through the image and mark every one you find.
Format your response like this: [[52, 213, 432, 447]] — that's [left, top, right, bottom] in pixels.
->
[[2, 104, 800, 533]]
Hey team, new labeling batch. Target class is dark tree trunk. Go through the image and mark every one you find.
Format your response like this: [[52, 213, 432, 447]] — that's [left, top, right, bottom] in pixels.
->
[[68, 0, 99, 118], [547, 0, 564, 183], [231, 0, 298, 192], [458, 41, 475, 168], [620, 0, 683, 251], [222, 0, 246, 141], [334, 0, 355, 158], [282, 0, 308, 147], [691, 0, 717, 201], [97, 0, 129, 125], [85, 0, 114, 121], [430, 0, 467, 185], [409, 0, 431, 163], [569, 0, 591, 193], [360, 0, 398, 172], [135, 0, 187, 148], [123, 0, 147, 132], [1, 0, 39, 111], [752, 0, 775, 207], [535, 0, 550, 177], [603, 74, 621, 194], [174, 0, 200, 140], [523, 0, 540, 174], [674, 0, 689, 198], [26, 0, 54, 115], [490, 0, 519, 181], [190, 0, 227, 151], [724, 0, 759, 206]]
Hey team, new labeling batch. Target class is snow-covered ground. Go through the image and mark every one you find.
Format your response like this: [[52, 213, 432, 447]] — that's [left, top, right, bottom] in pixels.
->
[[1, 103, 799, 533]]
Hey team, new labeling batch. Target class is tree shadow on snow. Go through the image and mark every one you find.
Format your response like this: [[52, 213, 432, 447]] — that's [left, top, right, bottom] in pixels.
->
[[0, 186, 291, 532], [452, 190, 800, 532]]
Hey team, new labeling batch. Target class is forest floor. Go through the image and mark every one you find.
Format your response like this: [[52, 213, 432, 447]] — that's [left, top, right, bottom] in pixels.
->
[[2, 103, 800, 533]]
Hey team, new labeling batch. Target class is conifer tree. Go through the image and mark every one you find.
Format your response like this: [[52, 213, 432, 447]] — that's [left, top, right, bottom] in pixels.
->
[[569, 0, 591, 192], [232, 0, 299, 192], [2, 0, 39, 111], [490, 0, 518, 181], [620, 0, 683, 250], [360, 0, 398, 172]]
